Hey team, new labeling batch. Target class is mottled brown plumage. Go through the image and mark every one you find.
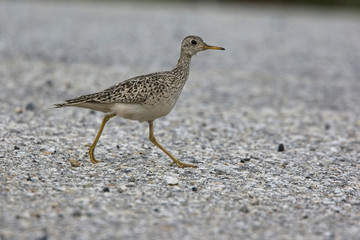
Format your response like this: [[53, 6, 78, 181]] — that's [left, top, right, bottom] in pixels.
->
[[56, 36, 224, 168]]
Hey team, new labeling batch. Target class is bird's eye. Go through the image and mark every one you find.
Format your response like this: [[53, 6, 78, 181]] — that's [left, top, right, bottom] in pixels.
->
[[191, 40, 197, 45]]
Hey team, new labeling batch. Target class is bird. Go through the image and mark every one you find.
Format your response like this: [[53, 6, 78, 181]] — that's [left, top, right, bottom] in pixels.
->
[[55, 35, 225, 168]]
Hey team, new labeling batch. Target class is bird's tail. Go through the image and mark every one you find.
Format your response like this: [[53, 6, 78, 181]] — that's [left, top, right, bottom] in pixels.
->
[[54, 92, 99, 108], [54, 103, 68, 108]]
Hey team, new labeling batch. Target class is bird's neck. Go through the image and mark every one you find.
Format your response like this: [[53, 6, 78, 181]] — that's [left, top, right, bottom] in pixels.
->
[[173, 53, 192, 82]]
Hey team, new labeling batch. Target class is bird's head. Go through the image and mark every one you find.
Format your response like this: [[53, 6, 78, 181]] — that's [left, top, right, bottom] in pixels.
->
[[180, 36, 225, 57]]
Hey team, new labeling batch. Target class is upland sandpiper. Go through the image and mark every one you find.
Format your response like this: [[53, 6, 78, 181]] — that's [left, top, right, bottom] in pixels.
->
[[55, 36, 224, 168]]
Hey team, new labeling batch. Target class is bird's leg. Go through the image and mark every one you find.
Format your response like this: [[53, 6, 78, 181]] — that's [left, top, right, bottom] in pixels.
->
[[148, 121, 197, 168], [86, 113, 116, 164]]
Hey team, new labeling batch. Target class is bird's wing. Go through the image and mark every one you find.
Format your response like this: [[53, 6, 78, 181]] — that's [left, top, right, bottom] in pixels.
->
[[55, 71, 175, 107]]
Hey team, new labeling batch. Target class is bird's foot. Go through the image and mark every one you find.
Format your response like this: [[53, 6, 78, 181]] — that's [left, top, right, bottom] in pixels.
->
[[86, 144, 101, 164], [170, 160, 197, 168]]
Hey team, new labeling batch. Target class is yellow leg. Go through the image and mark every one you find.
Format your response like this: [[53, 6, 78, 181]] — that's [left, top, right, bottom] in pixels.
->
[[87, 113, 116, 164], [148, 121, 197, 168]]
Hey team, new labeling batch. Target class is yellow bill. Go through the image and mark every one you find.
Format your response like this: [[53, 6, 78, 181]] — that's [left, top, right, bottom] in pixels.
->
[[202, 45, 225, 50]]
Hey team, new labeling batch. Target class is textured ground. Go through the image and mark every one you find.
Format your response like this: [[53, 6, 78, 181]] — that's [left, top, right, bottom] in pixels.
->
[[1, 1, 360, 240]]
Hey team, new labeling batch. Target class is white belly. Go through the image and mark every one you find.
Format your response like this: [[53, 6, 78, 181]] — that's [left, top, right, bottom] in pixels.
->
[[110, 102, 174, 122]]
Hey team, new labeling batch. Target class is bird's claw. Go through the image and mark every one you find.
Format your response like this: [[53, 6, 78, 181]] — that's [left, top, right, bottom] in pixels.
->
[[86, 144, 101, 163], [170, 161, 197, 168]]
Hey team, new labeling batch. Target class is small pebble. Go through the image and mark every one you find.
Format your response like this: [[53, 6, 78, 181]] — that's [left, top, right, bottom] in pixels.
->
[[70, 159, 80, 167], [118, 186, 127, 193], [278, 143, 285, 152], [128, 176, 136, 182], [25, 102, 36, 111], [240, 158, 250, 163], [37, 234, 48, 240], [45, 79, 54, 87], [165, 176, 179, 185], [281, 161, 289, 168], [72, 210, 82, 217], [239, 205, 249, 213], [213, 165, 230, 175], [305, 171, 313, 179], [330, 147, 338, 153], [15, 107, 24, 114], [126, 182, 136, 188], [250, 199, 260, 205], [191, 186, 198, 192], [48, 147, 56, 154], [14, 146, 20, 150], [103, 187, 110, 192]]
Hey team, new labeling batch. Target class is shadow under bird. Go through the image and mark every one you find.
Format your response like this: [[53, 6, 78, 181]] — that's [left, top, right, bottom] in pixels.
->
[[55, 35, 225, 168]]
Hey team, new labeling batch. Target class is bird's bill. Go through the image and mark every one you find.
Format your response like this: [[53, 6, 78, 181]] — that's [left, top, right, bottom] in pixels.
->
[[202, 45, 225, 50]]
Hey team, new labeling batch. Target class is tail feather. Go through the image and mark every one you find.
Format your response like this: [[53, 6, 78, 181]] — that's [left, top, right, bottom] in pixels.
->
[[54, 92, 101, 108], [54, 103, 67, 108]]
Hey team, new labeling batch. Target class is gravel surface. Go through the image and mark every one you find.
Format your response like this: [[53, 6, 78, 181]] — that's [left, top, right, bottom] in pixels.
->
[[1, 1, 360, 240]]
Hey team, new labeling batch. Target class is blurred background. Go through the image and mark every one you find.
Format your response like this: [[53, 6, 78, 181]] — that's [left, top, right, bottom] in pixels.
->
[[32, 0, 360, 8], [206, 0, 360, 8]]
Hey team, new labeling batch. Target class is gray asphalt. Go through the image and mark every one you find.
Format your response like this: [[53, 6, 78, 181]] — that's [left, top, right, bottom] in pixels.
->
[[1, 1, 360, 239]]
